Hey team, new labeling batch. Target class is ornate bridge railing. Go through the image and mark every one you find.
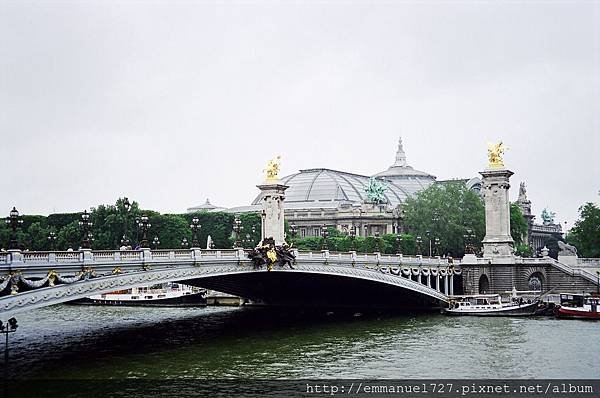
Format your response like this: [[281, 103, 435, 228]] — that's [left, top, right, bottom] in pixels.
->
[[0, 249, 458, 307]]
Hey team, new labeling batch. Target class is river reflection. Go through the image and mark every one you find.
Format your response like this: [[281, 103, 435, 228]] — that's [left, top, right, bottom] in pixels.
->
[[7, 305, 600, 379]]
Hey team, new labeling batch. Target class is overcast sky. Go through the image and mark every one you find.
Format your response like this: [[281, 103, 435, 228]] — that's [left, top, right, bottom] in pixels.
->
[[1, 0, 598, 228]]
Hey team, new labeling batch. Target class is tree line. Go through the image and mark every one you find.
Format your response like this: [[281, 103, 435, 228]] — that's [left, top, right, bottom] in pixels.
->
[[2, 182, 597, 257]]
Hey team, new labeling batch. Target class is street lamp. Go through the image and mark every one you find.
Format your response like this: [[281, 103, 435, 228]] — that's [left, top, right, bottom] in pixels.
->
[[5, 207, 23, 250], [416, 236, 422, 255], [137, 214, 151, 248], [181, 237, 189, 248], [374, 231, 382, 253], [134, 216, 141, 244], [251, 225, 257, 247], [1, 317, 18, 396], [349, 225, 357, 251], [190, 217, 201, 247], [243, 233, 252, 248], [78, 210, 93, 249], [289, 224, 298, 243], [433, 237, 440, 256], [47, 231, 57, 251], [425, 230, 432, 257], [152, 236, 160, 250], [122, 197, 131, 248], [232, 217, 243, 248], [321, 225, 329, 250], [395, 234, 403, 255], [463, 228, 476, 255]]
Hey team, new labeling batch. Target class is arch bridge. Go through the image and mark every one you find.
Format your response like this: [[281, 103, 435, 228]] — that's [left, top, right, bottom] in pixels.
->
[[0, 249, 459, 317]]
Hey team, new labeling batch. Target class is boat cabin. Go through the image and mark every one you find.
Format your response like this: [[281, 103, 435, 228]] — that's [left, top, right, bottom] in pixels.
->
[[559, 294, 600, 311]]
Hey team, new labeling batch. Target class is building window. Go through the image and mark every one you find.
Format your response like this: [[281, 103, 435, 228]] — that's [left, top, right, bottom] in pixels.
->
[[313, 228, 320, 236], [301, 228, 306, 238]]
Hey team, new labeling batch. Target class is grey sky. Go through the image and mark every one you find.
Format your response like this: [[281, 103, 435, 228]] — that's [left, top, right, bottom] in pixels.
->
[[1, 1, 598, 228]]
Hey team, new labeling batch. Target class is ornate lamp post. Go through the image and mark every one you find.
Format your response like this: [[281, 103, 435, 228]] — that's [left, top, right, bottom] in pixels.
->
[[233, 217, 242, 248], [289, 224, 298, 244], [78, 210, 93, 249], [463, 228, 476, 255], [374, 231, 382, 253], [121, 197, 131, 248], [321, 225, 329, 250], [349, 225, 357, 251], [5, 207, 23, 250], [395, 234, 403, 255], [433, 237, 440, 256], [243, 233, 252, 248], [134, 216, 141, 244], [137, 214, 151, 248], [1, 317, 18, 396], [47, 231, 57, 251], [190, 216, 201, 247], [181, 237, 189, 248], [232, 216, 243, 248], [393, 208, 406, 234], [416, 236, 422, 255], [152, 236, 160, 250], [425, 230, 432, 257]]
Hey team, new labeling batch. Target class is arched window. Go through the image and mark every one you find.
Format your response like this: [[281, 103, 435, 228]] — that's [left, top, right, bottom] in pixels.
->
[[478, 274, 490, 294]]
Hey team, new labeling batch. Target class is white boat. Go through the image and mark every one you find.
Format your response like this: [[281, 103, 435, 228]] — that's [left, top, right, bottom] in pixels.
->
[[73, 283, 207, 306], [444, 294, 538, 316]]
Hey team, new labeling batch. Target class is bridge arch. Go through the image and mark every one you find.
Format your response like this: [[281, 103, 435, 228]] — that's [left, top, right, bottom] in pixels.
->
[[0, 263, 449, 317]]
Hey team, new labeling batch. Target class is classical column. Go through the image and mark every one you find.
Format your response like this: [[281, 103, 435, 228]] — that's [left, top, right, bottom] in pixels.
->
[[480, 142, 516, 263], [256, 156, 289, 246], [481, 168, 515, 259]]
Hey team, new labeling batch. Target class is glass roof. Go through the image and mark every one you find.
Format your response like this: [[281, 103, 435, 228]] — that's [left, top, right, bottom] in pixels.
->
[[251, 168, 435, 207]]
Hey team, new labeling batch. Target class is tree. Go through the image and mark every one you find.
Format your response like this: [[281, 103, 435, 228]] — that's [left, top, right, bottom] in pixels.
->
[[151, 214, 191, 249], [510, 203, 529, 246], [567, 202, 600, 258], [402, 180, 485, 257]]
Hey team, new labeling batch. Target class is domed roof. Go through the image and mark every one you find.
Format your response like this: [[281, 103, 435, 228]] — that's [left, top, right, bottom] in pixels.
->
[[251, 168, 409, 207], [373, 137, 436, 182], [187, 198, 224, 213]]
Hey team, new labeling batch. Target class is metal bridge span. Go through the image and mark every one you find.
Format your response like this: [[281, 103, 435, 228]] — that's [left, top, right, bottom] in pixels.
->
[[0, 249, 458, 317]]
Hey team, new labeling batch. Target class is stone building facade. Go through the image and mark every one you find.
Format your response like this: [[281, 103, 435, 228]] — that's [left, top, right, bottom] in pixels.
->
[[516, 183, 563, 254], [192, 137, 482, 238]]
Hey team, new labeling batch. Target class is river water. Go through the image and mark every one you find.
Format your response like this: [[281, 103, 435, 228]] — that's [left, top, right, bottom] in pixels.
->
[[5, 304, 599, 380]]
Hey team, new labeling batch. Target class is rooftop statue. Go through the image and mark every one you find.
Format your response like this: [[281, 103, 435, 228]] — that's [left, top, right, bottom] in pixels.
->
[[541, 208, 556, 224], [264, 155, 281, 181], [365, 177, 388, 205], [487, 141, 508, 168], [518, 182, 528, 202]]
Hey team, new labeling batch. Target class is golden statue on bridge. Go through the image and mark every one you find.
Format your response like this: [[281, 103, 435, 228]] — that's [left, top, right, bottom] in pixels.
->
[[487, 141, 508, 168], [264, 155, 282, 181]]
